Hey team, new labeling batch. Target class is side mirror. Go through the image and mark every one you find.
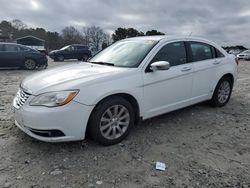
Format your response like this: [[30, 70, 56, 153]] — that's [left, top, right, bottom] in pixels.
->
[[150, 61, 170, 71]]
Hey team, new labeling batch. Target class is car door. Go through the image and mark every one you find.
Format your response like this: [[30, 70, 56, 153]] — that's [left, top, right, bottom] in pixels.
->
[[1, 44, 21, 67], [143, 41, 194, 119], [187, 41, 217, 102], [69, 45, 78, 59], [75, 46, 82, 59], [63, 46, 74, 59]]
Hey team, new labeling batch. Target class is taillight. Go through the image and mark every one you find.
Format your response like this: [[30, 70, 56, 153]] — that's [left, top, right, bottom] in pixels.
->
[[235, 57, 239, 65]]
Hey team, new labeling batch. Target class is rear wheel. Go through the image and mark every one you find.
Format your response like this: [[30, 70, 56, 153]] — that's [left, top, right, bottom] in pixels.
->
[[88, 97, 135, 145], [23, 59, 36, 70], [82, 54, 89, 61], [210, 77, 233, 107]]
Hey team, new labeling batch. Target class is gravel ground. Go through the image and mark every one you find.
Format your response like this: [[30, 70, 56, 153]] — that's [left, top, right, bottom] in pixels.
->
[[0, 59, 249, 188]]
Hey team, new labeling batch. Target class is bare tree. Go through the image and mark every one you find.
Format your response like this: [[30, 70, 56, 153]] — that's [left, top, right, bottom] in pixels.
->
[[82, 26, 110, 52], [11, 19, 27, 30], [61, 26, 83, 45]]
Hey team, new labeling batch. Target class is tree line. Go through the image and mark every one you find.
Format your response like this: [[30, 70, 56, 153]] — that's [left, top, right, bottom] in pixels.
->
[[0, 19, 165, 51]]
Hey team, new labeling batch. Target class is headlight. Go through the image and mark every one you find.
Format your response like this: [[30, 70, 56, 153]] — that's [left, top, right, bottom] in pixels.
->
[[29, 90, 78, 107]]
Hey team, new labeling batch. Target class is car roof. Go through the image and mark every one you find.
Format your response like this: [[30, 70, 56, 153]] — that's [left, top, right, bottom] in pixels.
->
[[0, 42, 25, 46], [0, 42, 18, 45], [123, 35, 214, 44], [122, 35, 223, 51], [0, 42, 35, 50]]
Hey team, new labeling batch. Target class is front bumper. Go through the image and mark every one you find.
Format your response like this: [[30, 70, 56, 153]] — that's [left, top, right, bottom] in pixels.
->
[[13, 98, 94, 142]]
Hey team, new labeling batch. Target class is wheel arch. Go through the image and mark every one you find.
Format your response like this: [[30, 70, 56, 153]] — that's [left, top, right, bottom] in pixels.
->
[[220, 73, 234, 86], [211, 72, 234, 98], [23, 57, 37, 69], [85, 92, 141, 138]]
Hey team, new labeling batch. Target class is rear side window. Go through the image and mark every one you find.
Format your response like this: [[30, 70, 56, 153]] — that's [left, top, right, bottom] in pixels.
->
[[0, 44, 3, 51], [18, 46, 29, 51], [190, 42, 213, 62], [151, 42, 187, 66], [215, 48, 225, 58], [4, 44, 19, 52]]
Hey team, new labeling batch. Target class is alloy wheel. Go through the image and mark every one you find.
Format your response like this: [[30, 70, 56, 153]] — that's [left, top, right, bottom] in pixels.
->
[[24, 59, 36, 70], [99, 105, 130, 140], [218, 81, 231, 104]]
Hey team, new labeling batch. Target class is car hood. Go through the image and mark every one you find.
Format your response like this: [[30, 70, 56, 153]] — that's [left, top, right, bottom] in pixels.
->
[[21, 63, 130, 95]]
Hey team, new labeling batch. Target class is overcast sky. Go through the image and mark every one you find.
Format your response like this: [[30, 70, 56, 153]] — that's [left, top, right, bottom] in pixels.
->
[[1, 0, 250, 47]]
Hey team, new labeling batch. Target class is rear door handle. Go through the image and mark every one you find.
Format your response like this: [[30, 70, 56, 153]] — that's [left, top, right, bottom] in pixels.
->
[[181, 67, 192, 72]]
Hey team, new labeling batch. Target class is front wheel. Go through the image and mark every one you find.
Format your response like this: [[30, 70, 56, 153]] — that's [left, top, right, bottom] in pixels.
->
[[23, 59, 36, 70], [88, 97, 135, 145], [210, 77, 233, 107]]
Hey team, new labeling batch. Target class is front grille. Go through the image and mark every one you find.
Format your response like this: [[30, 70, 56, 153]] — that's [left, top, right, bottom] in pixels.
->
[[14, 89, 31, 109]]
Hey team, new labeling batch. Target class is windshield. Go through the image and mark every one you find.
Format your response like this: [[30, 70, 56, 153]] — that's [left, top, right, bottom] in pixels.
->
[[89, 40, 158, 67], [60, 45, 70, 50]]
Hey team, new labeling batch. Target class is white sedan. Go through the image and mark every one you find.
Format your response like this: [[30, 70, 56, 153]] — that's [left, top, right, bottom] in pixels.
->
[[13, 35, 238, 145], [237, 50, 250, 60]]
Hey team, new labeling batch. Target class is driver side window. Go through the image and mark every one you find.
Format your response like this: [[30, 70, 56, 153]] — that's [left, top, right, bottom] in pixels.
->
[[151, 42, 187, 67]]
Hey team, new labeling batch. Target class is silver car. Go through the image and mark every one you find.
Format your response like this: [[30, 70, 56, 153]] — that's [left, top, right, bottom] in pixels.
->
[[237, 50, 250, 60]]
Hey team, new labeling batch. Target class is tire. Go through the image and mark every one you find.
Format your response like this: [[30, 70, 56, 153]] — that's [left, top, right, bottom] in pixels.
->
[[88, 96, 135, 145], [23, 59, 36, 70], [210, 77, 233, 107], [43, 63, 48, 69], [82, 54, 89, 62], [57, 55, 64, 61]]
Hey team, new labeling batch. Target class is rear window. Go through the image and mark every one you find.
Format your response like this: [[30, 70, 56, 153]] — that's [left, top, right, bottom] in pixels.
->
[[19, 46, 30, 51]]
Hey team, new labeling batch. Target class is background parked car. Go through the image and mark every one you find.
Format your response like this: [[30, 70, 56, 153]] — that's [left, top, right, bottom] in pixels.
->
[[16, 35, 47, 55], [49, 44, 91, 61], [228, 49, 242, 55], [237, 50, 250, 60], [0, 43, 48, 70]]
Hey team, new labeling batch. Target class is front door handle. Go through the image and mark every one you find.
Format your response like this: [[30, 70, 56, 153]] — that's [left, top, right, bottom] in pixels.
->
[[181, 67, 192, 72]]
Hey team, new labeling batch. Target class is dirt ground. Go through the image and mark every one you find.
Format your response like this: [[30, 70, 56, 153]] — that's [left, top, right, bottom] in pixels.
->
[[0, 59, 249, 188]]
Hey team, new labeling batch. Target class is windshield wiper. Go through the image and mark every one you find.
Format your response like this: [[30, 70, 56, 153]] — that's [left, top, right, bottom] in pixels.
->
[[89, 61, 114, 66]]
